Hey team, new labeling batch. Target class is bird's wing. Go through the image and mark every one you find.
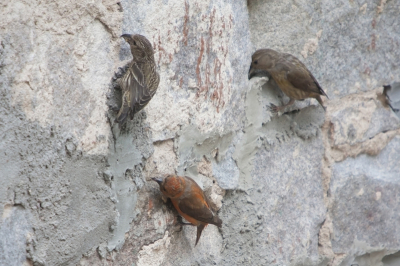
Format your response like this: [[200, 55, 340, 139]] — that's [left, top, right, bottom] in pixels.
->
[[116, 63, 145, 123], [178, 191, 216, 225], [280, 54, 327, 97], [127, 62, 155, 116]]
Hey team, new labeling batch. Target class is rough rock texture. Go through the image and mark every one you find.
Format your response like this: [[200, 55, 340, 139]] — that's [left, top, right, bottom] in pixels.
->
[[0, 0, 399, 266], [330, 136, 400, 266]]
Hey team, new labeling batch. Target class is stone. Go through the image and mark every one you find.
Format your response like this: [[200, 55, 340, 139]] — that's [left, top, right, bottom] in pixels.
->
[[1, 0, 399, 265], [330, 136, 400, 265]]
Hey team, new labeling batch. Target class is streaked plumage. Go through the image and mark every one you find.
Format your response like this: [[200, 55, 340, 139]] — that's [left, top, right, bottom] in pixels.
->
[[248, 49, 328, 112], [116, 34, 160, 124]]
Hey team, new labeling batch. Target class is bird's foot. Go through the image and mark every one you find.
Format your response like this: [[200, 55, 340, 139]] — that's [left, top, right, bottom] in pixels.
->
[[267, 103, 282, 114], [114, 67, 125, 78], [176, 216, 194, 226], [112, 78, 121, 90], [110, 106, 120, 113]]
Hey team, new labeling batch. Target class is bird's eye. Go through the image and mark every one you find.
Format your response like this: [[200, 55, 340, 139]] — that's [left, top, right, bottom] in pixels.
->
[[254, 60, 258, 65], [133, 41, 137, 46]]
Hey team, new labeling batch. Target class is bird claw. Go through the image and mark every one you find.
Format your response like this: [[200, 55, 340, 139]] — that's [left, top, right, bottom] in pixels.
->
[[109, 106, 120, 113], [267, 104, 280, 114], [176, 216, 193, 226], [174, 216, 186, 232]]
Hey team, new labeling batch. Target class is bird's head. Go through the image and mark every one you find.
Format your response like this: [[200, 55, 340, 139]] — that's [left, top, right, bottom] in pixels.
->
[[121, 34, 155, 61], [248, 49, 278, 80], [152, 175, 184, 198]]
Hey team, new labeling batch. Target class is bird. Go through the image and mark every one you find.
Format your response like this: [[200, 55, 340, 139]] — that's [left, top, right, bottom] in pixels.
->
[[152, 175, 222, 246], [248, 48, 328, 113], [116, 34, 160, 124]]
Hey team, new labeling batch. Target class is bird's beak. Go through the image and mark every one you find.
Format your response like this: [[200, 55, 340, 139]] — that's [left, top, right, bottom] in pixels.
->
[[120, 34, 131, 39], [248, 65, 255, 80], [248, 66, 269, 80], [152, 177, 163, 184]]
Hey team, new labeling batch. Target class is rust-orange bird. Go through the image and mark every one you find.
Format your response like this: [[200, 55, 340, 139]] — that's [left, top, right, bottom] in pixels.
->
[[152, 175, 222, 246], [248, 49, 328, 112]]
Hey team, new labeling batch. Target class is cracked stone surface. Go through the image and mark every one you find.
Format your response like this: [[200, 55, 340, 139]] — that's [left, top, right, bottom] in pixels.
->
[[330, 136, 400, 266], [1, 0, 399, 265]]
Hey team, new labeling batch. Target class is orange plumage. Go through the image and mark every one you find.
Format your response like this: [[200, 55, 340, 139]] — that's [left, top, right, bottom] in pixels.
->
[[153, 175, 222, 246]]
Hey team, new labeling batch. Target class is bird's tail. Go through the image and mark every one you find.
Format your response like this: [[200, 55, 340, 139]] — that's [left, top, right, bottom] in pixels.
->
[[321, 89, 329, 99], [195, 224, 206, 246], [318, 86, 329, 99], [315, 95, 326, 112], [116, 106, 129, 124], [211, 215, 222, 227]]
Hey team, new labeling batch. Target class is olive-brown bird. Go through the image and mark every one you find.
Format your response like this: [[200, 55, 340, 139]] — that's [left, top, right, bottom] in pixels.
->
[[152, 175, 222, 246], [248, 49, 328, 112], [116, 34, 160, 124]]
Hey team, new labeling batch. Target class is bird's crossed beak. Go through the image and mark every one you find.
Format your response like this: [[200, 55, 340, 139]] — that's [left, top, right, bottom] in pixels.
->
[[120, 34, 131, 40], [248, 65, 269, 80], [248, 65, 255, 80], [152, 177, 163, 184]]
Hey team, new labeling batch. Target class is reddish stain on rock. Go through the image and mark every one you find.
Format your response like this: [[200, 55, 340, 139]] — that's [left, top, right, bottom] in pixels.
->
[[183, 1, 189, 46]]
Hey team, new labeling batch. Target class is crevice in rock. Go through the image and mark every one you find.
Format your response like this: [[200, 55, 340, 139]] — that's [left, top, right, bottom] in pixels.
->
[[382, 250, 400, 266]]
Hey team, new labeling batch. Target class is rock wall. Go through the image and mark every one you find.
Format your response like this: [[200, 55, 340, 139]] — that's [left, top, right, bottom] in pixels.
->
[[0, 0, 399, 266]]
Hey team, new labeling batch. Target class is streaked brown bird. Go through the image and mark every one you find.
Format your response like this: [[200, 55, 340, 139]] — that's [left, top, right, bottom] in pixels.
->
[[116, 34, 160, 124], [248, 49, 328, 112], [152, 175, 222, 246]]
